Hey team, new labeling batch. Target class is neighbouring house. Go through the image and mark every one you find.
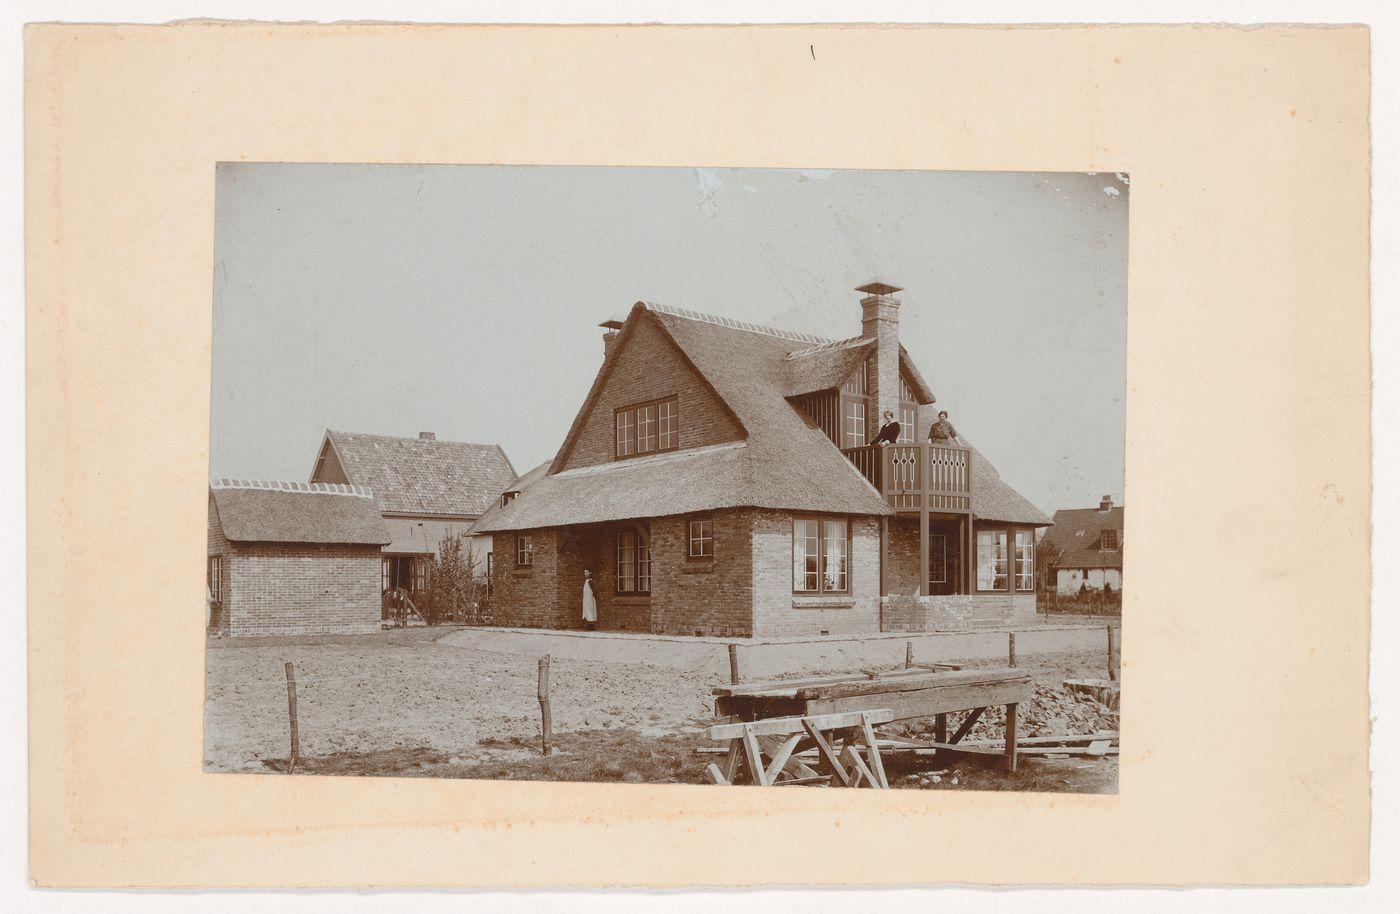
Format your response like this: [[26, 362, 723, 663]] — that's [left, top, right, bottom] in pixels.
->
[[471, 282, 1051, 637], [207, 480, 391, 636], [308, 429, 517, 603], [1041, 495, 1124, 594]]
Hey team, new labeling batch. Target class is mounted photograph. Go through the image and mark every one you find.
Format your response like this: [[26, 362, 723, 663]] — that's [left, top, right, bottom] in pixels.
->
[[204, 163, 1127, 792]]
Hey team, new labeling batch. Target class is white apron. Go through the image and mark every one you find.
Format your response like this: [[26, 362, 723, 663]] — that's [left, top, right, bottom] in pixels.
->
[[582, 580, 598, 623]]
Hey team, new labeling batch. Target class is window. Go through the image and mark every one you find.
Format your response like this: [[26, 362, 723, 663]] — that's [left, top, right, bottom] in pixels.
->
[[616, 527, 652, 594], [615, 396, 679, 458], [898, 404, 917, 444], [207, 555, 223, 602], [486, 552, 493, 595], [502, 491, 518, 507], [516, 534, 534, 566], [412, 557, 430, 592], [929, 533, 947, 585], [793, 517, 850, 594], [688, 518, 714, 558], [977, 530, 1010, 591], [1101, 529, 1119, 550], [1014, 530, 1035, 592], [382, 556, 392, 591], [842, 398, 866, 448]]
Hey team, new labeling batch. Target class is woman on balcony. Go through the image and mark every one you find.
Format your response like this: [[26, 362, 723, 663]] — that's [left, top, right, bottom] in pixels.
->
[[928, 410, 962, 446], [871, 409, 902, 447]]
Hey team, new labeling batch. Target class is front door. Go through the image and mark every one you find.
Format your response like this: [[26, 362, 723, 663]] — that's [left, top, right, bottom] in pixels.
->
[[928, 518, 962, 595]]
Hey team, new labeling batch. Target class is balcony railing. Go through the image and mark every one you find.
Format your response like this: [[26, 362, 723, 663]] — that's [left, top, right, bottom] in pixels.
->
[[841, 442, 972, 513]]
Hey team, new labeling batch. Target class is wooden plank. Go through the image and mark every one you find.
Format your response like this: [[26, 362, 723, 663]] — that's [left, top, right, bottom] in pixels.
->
[[708, 708, 896, 740], [722, 740, 742, 783], [949, 707, 985, 744], [741, 725, 769, 787], [860, 712, 889, 789], [712, 666, 955, 698], [801, 721, 853, 788], [934, 712, 948, 743], [793, 669, 1030, 701], [1018, 746, 1120, 757], [1086, 739, 1112, 756], [773, 775, 833, 787], [705, 763, 730, 786], [840, 745, 880, 789], [803, 681, 1032, 723], [910, 741, 1005, 757], [764, 734, 804, 784]]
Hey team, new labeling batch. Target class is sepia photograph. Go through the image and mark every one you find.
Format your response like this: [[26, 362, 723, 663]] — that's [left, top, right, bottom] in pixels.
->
[[204, 163, 1128, 792]]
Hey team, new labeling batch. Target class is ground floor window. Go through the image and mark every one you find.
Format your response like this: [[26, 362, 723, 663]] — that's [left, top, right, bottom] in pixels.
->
[[207, 555, 223, 601], [1014, 530, 1034, 592], [977, 529, 1009, 591], [516, 534, 534, 566], [616, 527, 652, 594], [793, 517, 850, 593], [383, 554, 430, 592], [688, 517, 714, 558], [929, 533, 947, 585]]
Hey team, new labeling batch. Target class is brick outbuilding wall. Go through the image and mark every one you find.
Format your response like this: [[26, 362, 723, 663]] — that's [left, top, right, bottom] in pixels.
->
[[559, 315, 744, 471], [208, 498, 382, 637]]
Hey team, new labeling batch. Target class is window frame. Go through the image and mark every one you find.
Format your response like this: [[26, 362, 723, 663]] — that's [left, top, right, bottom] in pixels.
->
[[207, 555, 223, 602], [687, 517, 715, 559], [1100, 529, 1119, 550], [840, 395, 867, 449], [615, 526, 653, 595], [791, 516, 852, 595], [929, 533, 947, 585], [976, 528, 1011, 592], [614, 395, 680, 459], [515, 534, 534, 567], [1014, 529, 1035, 593]]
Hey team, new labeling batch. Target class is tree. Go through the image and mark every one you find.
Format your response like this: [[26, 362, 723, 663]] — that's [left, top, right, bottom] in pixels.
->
[[425, 531, 489, 624]]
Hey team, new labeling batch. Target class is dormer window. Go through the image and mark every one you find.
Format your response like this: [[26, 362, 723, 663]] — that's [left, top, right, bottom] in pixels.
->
[[502, 491, 518, 507], [1100, 529, 1119, 550], [615, 396, 679, 458]]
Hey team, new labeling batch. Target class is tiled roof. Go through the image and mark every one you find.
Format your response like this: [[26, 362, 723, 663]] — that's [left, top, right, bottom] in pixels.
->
[[325, 430, 517, 517], [1042, 504, 1124, 568], [210, 480, 390, 545], [474, 301, 1045, 532]]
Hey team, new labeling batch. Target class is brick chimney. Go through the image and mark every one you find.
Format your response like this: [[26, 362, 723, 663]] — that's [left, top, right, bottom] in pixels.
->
[[419, 431, 436, 440], [856, 280, 903, 441], [599, 318, 624, 361], [1100, 495, 1113, 511]]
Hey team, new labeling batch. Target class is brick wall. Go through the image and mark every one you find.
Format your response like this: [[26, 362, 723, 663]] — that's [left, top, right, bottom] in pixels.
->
[[750, 510, 881, 637], [882, 593, 1037, 631], [559, 314, 744, 471], [223, 546, 382, 638], [885, 516, 965, 596], [489, 529, 578, 629], [649, 512, 755, 637], [207, 495, 232, 633]]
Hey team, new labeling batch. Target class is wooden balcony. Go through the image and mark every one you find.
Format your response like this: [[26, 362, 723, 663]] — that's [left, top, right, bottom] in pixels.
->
[[841, 443, 972, 513]]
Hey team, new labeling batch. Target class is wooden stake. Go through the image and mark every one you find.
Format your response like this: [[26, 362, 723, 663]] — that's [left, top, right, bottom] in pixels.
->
[[1008, 632, 1017, 668], [905, 640, 914, 669], [537, 654, 552, 756], [1005, 702, 1019, 773], [728, 643, 740, 685], [283, 661, 300, 775], [1107, 625, 1118, 682]]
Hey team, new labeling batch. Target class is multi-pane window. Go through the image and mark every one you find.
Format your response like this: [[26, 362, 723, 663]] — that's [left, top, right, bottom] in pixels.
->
[[898, 404, 917, 444], [977, 530, 1010, 591], [516, 534, 534, 566], [616, 528, 652, 593], [412, 557, 430, 592], [207, 555, 223, 602], [1014, 530, 1035, 592], [615, 396, 679, 458], [793, 518, 850, 594], [929, 533, 947, 585], [1100, 529, 1119, 550], [688, 518, 714, 558], [842, 398, 866, 448], [381, 556, 392, 591]]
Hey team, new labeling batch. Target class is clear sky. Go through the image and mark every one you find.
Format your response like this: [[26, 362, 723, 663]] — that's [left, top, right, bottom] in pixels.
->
[[211, 164, 1127, 516]]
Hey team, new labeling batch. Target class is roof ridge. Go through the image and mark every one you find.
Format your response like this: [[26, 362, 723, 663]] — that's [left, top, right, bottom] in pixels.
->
[[211, 478, 375, 499], [783, 335, 873, 359], [642, 301, 834, 346], [329, 429, 502, 449]]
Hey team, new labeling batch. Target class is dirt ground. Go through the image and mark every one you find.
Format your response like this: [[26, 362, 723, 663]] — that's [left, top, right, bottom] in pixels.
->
[[204, 627, 1117, 792]]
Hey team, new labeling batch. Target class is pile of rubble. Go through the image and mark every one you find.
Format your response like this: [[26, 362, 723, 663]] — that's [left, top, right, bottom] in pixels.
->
[[892, 683, 1118, 743]]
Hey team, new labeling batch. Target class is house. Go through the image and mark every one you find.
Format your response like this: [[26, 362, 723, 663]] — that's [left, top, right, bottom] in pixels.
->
[[471, 282, 1051, 637], [308, 429, 517, 600], [207, 479, 390, 636], [1041, 495, 1124, 594]]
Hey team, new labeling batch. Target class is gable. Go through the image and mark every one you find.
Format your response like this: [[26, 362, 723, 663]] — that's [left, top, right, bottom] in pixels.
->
[[556, 313, 745, 471], [310, 437, 350, 485]]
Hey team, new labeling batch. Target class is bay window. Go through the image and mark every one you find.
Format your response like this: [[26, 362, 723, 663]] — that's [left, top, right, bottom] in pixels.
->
[[1014, 530, 1035, 592], [977, 529, 1009, 591]]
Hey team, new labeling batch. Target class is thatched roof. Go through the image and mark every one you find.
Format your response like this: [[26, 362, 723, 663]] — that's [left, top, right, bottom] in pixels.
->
[[1042, 503, 1124, 568], [210, 480, 391, 545], [323, 430, 516, 517], [474, 301, 1046, 533]]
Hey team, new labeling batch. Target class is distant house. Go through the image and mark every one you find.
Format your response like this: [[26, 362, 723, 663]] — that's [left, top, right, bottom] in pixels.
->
[[308, 430, 517, 600], [472, 282, 1051, 637], [207, 480, 390, 636], [1042, 495, 1124, 594]]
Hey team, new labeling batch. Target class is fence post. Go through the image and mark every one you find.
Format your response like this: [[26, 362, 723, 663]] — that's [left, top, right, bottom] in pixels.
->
[[728, 643, 740, 685], [1107, 624, 1118, 682], [1008, 632, 1017, 668], [905, 640, 914, 669], [283, 661, 300, 774], [538, 654, 552, 755]]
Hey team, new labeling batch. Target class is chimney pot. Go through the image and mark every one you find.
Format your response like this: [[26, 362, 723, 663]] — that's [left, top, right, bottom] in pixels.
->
[[1100, 495, 1113, 510], [419, 432, 436, 440]]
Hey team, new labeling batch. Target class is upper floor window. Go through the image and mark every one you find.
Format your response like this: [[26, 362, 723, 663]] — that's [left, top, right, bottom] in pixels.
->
[[1100, 529, 1119, 550], [793, 517, 850, 594], [688, 518, 714, 558], [898, 404, 917, 444], [841, 398, 866, 449], [516, 534, 534, 566], [615, 396, 679, 459]]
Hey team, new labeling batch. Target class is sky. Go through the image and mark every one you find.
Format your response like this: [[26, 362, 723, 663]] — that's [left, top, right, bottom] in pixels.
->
[[210, 164, 1127, 516]]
